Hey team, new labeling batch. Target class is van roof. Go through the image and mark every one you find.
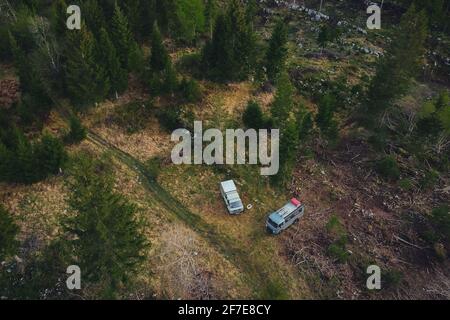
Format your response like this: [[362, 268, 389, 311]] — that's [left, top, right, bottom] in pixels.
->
[[221, 180, 237, 193], [275, 198, 302, 219]]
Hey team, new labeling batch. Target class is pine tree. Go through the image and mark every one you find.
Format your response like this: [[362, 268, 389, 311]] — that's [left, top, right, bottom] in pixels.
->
[[316, 93, 338, 141], [50, 0, 68, 39], [64, 154, 146, 298], [202, 0, 255, 82], [83, 0, 106, 38], [96, 28, 128, 96], [266, 19, 289, 82], [64, 27, 109, 106], [243, 100, 265, 129], [0, 205, 19, 261], [9, 32, 50, 110], [365, 5, 428, 121], [149, 23, 169, 72], [65, 115, 87, 144], [271, 70, 295, 126], [148, 23, 177, 95], [205, 0, 218, 39], [34, 132, 67, 179], [110, 3, 136, 71], [272, 117, 299, 186], [245, 0, 258, 32]]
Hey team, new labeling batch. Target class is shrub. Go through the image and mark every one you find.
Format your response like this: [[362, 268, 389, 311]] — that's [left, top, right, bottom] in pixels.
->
[[146, 157, 163, 179], [430, 205, 450, 242], [376, 155, 400, 181], [327, 236, 349, 263], [243, 100, 265, 129], [65, 116, 86, 144], [179, 78, 202, 103], [398, 178, 414, 191], [157, 106, 183, 132], [384, 269, 403, 288], [419, 169, 439, 190]]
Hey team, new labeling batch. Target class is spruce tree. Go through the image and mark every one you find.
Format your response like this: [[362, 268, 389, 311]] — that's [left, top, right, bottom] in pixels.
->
[[271, 70, 295, 126], [148, 23, 177, 95], [51, 0, 68, 39], [64, 154, 146, 298], [205, 0, 218, 39], [110, 3, 136, 71], [243, 100, 265, 129], [64, 27, 109, 106], [316, 94, 338, 141], [34, 132, 67, 179], [65, 115, 87, 144], [272, 117, 299, 186], [266, 19, 289, 82], [202, 0, 255, 82], [365, 5, 428, 121], [96, 28, 128, 96], [83, 0, 106, 38]]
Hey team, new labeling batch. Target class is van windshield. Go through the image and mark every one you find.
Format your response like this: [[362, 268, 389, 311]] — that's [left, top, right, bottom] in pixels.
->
[[268, 218, 279, 228], [230, 201, 242, 209]]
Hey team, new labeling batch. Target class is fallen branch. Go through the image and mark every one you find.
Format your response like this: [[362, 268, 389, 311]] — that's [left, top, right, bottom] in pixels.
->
[[393, 235, 424, 249]]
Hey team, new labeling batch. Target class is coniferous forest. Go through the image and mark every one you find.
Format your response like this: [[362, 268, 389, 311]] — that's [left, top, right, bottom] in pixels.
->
[[0, 0, 449, 301]]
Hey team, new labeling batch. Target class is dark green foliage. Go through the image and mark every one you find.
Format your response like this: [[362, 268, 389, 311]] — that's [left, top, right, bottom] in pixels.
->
[[65, 115, 86, 144], [315, 94, 338, 141], [317, 23, 340, 50], [157, 106, 183, 132], [9, 32, 51, 115], [64, 154, 146, 298], [83, 0, 106, 37], [148, 23, 178, 95], [327, 236, 349, 263], [296, 105, 314, 142], [365, 5, 428, 121], [419, 169, 439, 190], [146, 156, 163, 179], [50, 0, 68, 39], [429, 205, 450, 243], [417, 91, 450, 137], [376, 155, 401, 181], [0, 128, 67, 184], [34, 132, 67, 177], [202, 0, 255, 82], [179, 78, 202, 103], [64, 27, 109, 107], [265, 19, 288, 82], [383, 269, 404, 288], [272, 118, 299, 186], [243, 100, 265, 129], [271, 71, 295, 126], [326, 215, 349, 263], [204, 0, 218, 39], [96, 28, 128, 96], [110, 2, 137, 71], [0, 205, 19, 261]]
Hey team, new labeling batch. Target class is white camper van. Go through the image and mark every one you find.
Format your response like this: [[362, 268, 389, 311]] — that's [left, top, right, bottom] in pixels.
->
[[266, 198, 305, 234], [220, 180, 244, 214]]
